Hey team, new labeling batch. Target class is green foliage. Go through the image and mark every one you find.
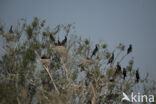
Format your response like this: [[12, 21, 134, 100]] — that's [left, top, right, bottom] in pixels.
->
[[40, 20, 46, 27], [32, 17, 39, 28], [26, 25, 33, 39], [85, 39, 90, 45], [106, 66, 114, 78], [102, 44, 107, 49], [0, 17, 155, 104], [0, 81, 17, 104], [117, 43, 125, 51], [23, 48, 36, 63]]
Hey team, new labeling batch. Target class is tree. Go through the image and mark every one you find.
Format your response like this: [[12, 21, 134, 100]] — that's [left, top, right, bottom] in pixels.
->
[[0, 17, 155, 104]]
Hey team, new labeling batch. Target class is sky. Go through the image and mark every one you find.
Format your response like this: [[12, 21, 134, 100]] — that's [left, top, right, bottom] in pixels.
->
[[0, 0, 156, 80]]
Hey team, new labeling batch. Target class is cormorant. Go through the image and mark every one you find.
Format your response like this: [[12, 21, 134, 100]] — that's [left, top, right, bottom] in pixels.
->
[[107, 53, 114, 64], [2, 25, 14, 41], [116, 62, 121, 73], [41, 55, 49, 59], [57, 39, 61, 46], [40, 55, 51, 66], [91, 44, 98, 58], [50, 34, 55, 42], [61, 36, 67, 46], [9, 25, 13, 33], [136, 70, 140, 83], [109, 79, 114, 82], [123, 68, 126, 80], [127, 44, 132, 54]]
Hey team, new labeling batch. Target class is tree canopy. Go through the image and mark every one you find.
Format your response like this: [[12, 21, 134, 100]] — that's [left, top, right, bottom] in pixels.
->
[[0, 17, 155, 104]]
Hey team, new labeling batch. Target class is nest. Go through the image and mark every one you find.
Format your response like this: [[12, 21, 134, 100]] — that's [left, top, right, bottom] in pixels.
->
[[2, 32, 15, 41], [39, 59, 51, 67], [81, 57, 95, 67], [54, 46, 68, 62]]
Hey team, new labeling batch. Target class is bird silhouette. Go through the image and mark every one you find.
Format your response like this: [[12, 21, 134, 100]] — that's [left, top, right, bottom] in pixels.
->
[[54, 42, 58, 46], [127, 44, 132, 54], [9, 26, 13, 33], [2, 25, 15, 41], [41, 55, 50, 59], [61, 36, 67, 46], [91, 44, 98, 58], [50, 34, 55, 42], [115, 62, 122, 74], [123, 68, 127, 80], [109, 79, 114, 82], [57, 38, 61, 46], [40, 55, 51, 66], [136, 70, 140, 83], [107, 53, 114, 64]]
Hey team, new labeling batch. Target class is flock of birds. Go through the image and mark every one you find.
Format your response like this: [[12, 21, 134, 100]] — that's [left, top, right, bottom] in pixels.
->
[[93, 43, 140, 83], [40, 33, 68, 66], [1, 26, 140, 83]]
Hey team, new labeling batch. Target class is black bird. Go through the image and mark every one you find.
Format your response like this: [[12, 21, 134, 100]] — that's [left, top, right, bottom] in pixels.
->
[[123, 68, 127, 80], [116, 62, 121, 73], [54, 41, 59, 46], [91, 44, 98, 58], [9, 25, 13, 33], [57, 38, 61, 46], [107, 53, 114, 64], [109, 79, 114, 82], [40, 55, 51, 66], [41, 55, 49, 59], [61, 36, 67, 45], [2, 25, 14, 41], [127, 44, 132, 54], [136, 70, 140, 83], [50, 34, 55, 42]]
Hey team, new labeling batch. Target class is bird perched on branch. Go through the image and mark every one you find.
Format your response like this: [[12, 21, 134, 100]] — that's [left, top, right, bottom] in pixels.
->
[[57, 38, 61, 46], [61, 36, 67, 46], [115, 62, 122, 74], [1, 25, 15, 41], [136, 70, 140, 83], [53, 35, 68, 47], [109, 78, 114, 82], [52, 35, 68, 62], [50, 34, 55, 42], [91, 44, 98, 58], [127, 44, 132, 54], [9, 26, 13, 33], [123, 68, 127, 80], [107, 53, 114, 64], [53, 37, 61, 46], [39, 55, 51, 67]]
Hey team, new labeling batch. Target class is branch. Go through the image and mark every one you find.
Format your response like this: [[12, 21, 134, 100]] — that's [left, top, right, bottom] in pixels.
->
[[43, 65, 60, 95], [119, 54, 127, 64], [113, 50, 122, 65], [15, 74, 21, 104], [12, 41, 21, 104], [60, 58, 70, 78], [0, 46, 7, 53], [90, 82, 97, 104]]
